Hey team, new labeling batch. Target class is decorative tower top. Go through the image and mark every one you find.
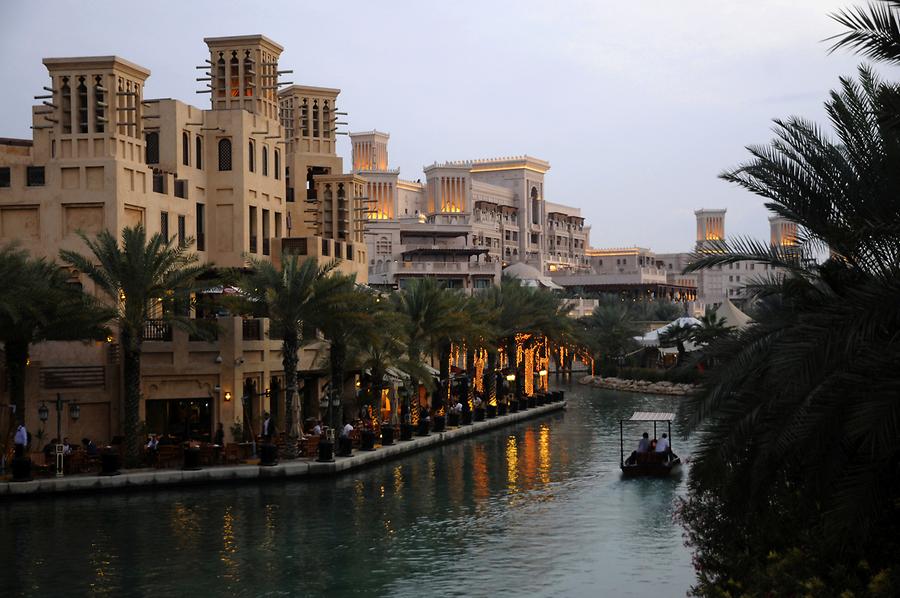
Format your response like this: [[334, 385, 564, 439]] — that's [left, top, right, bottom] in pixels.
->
[[203, 35, 287, 121]]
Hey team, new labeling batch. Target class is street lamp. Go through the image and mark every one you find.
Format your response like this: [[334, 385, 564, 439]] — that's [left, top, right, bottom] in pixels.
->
[[37, 394, 80, 477]]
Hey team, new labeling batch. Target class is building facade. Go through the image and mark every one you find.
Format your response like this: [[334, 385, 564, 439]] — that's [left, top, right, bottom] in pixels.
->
[[0, 35, 366, 445], [355, 132, 590, 291]]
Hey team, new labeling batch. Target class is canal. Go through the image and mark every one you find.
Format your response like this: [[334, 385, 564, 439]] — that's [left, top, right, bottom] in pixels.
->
[[0, 382, 696, 597]]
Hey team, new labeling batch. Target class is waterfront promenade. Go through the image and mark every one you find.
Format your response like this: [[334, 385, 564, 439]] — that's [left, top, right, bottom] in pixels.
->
[[0, 400, 565, 498]]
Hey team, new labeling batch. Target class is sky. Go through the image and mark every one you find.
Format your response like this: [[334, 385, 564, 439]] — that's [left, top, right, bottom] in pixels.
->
[[0, 0, 882, 252]]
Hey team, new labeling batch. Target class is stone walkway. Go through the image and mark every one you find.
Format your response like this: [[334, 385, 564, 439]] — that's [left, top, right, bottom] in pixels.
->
[[0, 400, 565, 497]]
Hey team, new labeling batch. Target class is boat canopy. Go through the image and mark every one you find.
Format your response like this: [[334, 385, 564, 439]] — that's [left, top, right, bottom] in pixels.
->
[[628, 411, 675, 422]]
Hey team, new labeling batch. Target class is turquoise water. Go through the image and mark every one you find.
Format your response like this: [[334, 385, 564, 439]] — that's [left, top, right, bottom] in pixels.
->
[[0, 382, 695, 597]]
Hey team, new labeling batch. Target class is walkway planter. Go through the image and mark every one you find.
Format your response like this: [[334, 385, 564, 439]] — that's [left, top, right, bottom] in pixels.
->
[[260, 443, 278, 466], [498, 402, 508, 416], [400, 423, 414, 441], [509, 401, 519, 413], [182, 447, 202, 471], [474, 407, 486, 422], [447, 412, 460, 427], [486, 405, 497, 418], [528, 396, 536, 408], [361, 430, 377, 451], [100, 452, 121, 476], [519, 398, 529, 411], [317, 440, 334, 462], [11, 457, 32, 482], [337, 436, 353, 457], [416, 420, 430, 436], [381, 426, 394, 446], [461, 410, 473, 425], [433, 415, 446, 433]]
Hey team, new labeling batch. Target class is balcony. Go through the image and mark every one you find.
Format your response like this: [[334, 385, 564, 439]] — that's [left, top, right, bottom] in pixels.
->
[[39, 366, 106, 389], [282, 238, 308, 255], [142, 319, 173, 341]]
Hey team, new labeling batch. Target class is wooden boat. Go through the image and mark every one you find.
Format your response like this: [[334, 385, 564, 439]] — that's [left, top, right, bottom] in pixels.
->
[[620, 411, 681, 477]]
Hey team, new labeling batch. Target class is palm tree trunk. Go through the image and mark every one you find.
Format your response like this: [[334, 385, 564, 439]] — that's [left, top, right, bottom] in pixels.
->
[[465, 346, 476, 405], [329, 339, 346, 430], [121, 330, 142, 467], [484, 350, 497, 406], [5, 339, 28, 426], [437, 340, 451, 412], [507, 336, 522, 399], [281, 331, 299, 437]]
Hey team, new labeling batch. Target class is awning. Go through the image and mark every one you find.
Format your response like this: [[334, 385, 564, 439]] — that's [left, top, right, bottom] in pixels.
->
[[629, 411, 675, 422]]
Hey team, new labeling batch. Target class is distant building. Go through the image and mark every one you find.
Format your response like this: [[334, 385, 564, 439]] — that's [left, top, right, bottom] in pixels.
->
[[355, 132, 590, 292]]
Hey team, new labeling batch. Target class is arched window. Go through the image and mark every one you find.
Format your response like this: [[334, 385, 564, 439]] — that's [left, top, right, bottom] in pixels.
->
[[182, 132, 190, 166], [218, 138, 232, 171], [274, 150, 280, 180], [77, 77, 88, 133], [93, 76, 105, 133], [243, 51, 254, 97], [248, 140, 255, 172], [300, 99, 309, 136], [531, 186, 540, 225], [262, 146, 268, 176], [61, 77, 72, 133], [145, 132, 159, 164], [229, 52, 239, 97], [323, 101, 330, 139], [195, 136, 202, 169], [376, 237, 391, 255], [216, 53, 226, 98], [312, 100, 319, 137]]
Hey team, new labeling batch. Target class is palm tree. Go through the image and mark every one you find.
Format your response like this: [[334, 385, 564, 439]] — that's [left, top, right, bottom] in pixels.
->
[[680, 65, 900, 544], [60, 225, 210, 465], [391, 278, 459, 416], [829, 1, 900, 63], [578, 302, 640, 368], [690, 308, 733, 346], [0, 244, 112, 434], [658, 320, 697, 365], [240, 256, 357, 438]]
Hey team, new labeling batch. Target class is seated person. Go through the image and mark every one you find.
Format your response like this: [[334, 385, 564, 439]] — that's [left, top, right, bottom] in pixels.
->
[[473, 395, 483, 409], [341, 420, 353, 438], [649, 438, 658, 452], [453, 401, 463, 414], [82, 438, 98, 456], [312, 421, 323, 436], [43, 438, 59, 459], [62, 437, 73, 455], [146, 435, 159, 450], [655, 433, 670, 454], [637, 432, 650, 453]]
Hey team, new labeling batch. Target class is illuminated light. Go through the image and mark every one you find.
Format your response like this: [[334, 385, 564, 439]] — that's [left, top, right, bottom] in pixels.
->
[[506, 373, 516, 382], [539, 369, 548, 377], [119, 290, 126, 301], [506, 435, 518, 493], [224, 391, 232, 401], [106, 335, 114, 343]]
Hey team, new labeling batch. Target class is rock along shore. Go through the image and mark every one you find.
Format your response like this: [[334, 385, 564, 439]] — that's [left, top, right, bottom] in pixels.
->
[[0, 400, 566, 498], [578, 375, 698, 397]]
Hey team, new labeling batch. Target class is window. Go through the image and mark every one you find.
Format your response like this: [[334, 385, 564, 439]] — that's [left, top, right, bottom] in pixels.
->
[[322, 238, 329, 256], [182, 132, 190, 166], [248, 140, 255, 172], [174, 179, 187, 199], [216, 53, 226, 98], [243, 51, 254, 97], [531, 186, 539, 225], [274, 212, 282, 238], [196, 203, 205, 251], [249, 206, 257, 253], [0, 167, 9, 187], [262, 146, 268, 176], [160, 211, 169, 240], [300, 99, 309, 136], [262, 209, 270, 255], [195, 137, 203, 169], [177, 215, 186, 246], [152, 172, 166, 194], [728, 275, 733, 282], [218, 138, 232, 171], [323, 101, 330, 139], [274, 150, 280, 180], [77, 77, 88, 134], [346, 244, 353, 260], [26, 166, 45, 187], [145, 132, 159, 164], [229, 52, 239, 97], [94, 76, 105, 133]]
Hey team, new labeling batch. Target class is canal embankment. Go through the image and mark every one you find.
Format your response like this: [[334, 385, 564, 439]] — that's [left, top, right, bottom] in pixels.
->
[[0, 399, 565, 498]]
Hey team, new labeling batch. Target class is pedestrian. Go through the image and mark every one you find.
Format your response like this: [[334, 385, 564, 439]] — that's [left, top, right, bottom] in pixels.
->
[[262, 412, 273, 441], [14, 423, 28, 458]]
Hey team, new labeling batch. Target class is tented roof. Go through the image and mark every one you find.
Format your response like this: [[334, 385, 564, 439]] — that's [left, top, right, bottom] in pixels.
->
[[715, 298, 752, 330], [503, 262, 564, 290]]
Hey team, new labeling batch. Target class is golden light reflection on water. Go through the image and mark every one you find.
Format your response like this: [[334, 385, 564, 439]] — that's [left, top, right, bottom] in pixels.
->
[[539, 424, 551, 486], [87, 536, 117, 595], [171, 502, 199, 549], [221, 506, 238, 582], [473, 444, 489, 500], [506, 435, 518, 493], [523, 428, 537, 487], [262, 503, 277, 551]]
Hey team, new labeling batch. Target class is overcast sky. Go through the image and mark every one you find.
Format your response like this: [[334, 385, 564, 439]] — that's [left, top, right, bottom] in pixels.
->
[[0, 0, 880, 251]]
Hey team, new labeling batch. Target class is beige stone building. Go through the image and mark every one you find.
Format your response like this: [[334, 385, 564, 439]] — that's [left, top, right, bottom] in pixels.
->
[[0, 35, 366, 445], [356, 132, 590, 291]]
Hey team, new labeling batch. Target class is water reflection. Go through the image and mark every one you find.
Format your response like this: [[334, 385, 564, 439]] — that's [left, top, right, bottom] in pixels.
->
[[0, 383, 696, 597]]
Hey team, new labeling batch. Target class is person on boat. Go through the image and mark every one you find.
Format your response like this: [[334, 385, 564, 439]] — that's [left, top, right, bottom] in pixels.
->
[[655, 433, 670, 453], [637, 432, 650, 453]]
